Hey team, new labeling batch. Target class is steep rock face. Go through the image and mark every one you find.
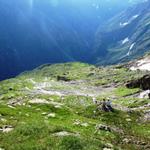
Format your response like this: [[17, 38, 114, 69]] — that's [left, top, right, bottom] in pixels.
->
[[94, 0, 150, 65], [126, 74, 150, 90]]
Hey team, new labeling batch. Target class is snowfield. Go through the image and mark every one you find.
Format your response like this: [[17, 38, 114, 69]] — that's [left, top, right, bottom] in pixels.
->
[[130, 56, 150, 71]]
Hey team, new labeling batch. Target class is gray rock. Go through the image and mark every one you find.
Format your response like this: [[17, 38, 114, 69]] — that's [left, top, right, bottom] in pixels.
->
[[52, 131, 79, 137], [0, 125, 14, 133], [47, 113, 56, 118], [95, 124, 111, 132]]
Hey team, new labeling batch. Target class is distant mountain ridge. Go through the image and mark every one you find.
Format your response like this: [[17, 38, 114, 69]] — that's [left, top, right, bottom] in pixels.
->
[[0, 0, 148, 80], [94, 0, 150, 65]]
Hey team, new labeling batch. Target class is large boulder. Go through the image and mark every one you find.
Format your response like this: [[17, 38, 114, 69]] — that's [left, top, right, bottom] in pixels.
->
[[126, 75, 150, 90]]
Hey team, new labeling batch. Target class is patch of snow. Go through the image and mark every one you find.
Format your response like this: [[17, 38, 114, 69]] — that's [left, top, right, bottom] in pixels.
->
[[138, 90, 150, 98], [138, 63, 150, 71], [130, 57, 150, 71], [130, 66, 136, 71], [120, 22, 129, 27], [120, 14, 139, 27], [122, 37, 129, 44], [133, 15, 139, 19], [126, 51, 130, 56], [129, 43, 135, 50], [137, 60, 147, 66], [126, 42, 136, 56]]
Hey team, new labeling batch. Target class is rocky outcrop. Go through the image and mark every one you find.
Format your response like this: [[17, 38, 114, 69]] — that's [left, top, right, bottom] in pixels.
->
[[95, 0, 150, 65], [126, 74, 150, 90], [57, 76, 71, 82]]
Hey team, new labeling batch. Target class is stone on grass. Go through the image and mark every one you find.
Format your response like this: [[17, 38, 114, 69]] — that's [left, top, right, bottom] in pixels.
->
[[25, 113, 30, 117], [47, 113, 56, 118], [95, 124, 124, 134], [81, 123, 89, 127], [42, 112, 47, 115], [23, 103, 26, 106], [73, 120, 89, 127], [0, 125, 14, 133], [95, 124, 111, 132], [122, 138, 132, 144], [141, 111, 150, 122], [49, 101, 63, 107], [105, 143, 114, 148], [29, 99, 50, 104], [54, 105, 62, 108], [126, 118, 132, 122], [0, 118, 7, 122], [73, 120, 80, 126], [52, 131, 78, 137], [7, 105, 16, 109], [103, 148, 113, 150]]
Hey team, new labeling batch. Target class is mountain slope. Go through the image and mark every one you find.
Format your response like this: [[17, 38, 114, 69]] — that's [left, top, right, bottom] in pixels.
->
[[0, 0, 141, 80], [0, 62, 150, 149], [94, 0, 150, 65]]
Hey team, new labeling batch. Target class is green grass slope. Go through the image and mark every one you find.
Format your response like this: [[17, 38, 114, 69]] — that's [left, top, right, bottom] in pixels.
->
[[0, 62, 149, 150]]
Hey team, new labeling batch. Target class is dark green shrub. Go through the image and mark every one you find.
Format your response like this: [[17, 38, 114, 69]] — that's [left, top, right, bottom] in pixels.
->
[[60, 136, 84, 150]]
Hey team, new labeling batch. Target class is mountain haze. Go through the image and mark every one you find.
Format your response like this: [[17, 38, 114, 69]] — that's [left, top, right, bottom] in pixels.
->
[[0, 0, 143, 80]]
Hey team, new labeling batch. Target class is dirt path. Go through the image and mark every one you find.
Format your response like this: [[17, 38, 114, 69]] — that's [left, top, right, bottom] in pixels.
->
[[30, 80, 115, 98]]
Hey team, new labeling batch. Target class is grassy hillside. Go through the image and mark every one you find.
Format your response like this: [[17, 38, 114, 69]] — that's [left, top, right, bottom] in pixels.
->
[[0, 62, 150, 150]]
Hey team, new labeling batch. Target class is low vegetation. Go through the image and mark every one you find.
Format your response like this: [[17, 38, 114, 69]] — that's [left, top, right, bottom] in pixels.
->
[[0, 62, 149, 150]]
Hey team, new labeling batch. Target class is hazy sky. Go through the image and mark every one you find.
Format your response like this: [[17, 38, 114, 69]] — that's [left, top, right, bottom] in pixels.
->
[[27, 0, 142, 8]]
